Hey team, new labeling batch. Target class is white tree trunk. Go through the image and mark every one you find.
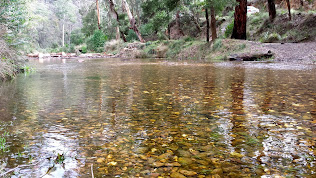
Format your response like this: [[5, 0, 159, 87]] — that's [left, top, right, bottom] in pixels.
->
[[96, 0, 101, 29], [116, 26, 120, 40], [107, 0, 127, 42], [121, 0, 144, 42], [62, 23, 65, 47]]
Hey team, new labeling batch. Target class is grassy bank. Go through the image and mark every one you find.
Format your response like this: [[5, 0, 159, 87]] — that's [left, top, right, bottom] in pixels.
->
[[0, 38, 24, 81], [105, 38, 249, 61], [247, 10, 316, 43]]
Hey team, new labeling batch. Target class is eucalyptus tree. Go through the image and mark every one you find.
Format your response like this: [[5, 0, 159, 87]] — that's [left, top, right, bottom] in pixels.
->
[[204, 0, 236, 41], [285, 0, 291, 20], [267, 0, 276, 21], [231, 0, 247, 39], [0, 0, 28, 47], [141, 0, 182, 39], [96, 0, 101, 29], [54, 0, 78, 47], [122, 0, 145, 42], [106, 0, 127, 42]]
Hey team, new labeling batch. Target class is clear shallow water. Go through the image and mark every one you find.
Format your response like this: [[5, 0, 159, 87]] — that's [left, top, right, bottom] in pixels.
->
[[0, 58, 315, 177]]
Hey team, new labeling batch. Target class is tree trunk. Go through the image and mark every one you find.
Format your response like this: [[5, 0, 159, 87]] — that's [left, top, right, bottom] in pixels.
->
[[107, 0, 127, 42], [285, 0, 291, 20], [190, 9, 202, 32], [176, 10, 184, 37], [116, 26, 120, 40], [210, 6, 217, 41], [96, 0, 101, 29], [231, 0, 247, 40], [122, 0, 145, 42], [62, 23, 65, 47], [205, 8, 210, 42], [267, 0, 276, 21], [167, 11, 171, 40]]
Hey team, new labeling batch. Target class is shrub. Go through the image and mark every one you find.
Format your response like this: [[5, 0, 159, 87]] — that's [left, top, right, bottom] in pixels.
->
[[184, 36, 195, 42], [140, 23, 154, 36], [224, 21, 234, 38], [70, 30, 85, 45], [126, 30, 138, 42], [104, 40, 125, 53], [260, 32, 281, 43], [86, 30, 108, 52], [166, 40, 185, 58], [212, 39, 223, 51], [81, 45, 87, 54]]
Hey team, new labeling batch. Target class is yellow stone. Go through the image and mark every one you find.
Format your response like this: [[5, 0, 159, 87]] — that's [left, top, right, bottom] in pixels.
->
[[97, 158, 105, 163]]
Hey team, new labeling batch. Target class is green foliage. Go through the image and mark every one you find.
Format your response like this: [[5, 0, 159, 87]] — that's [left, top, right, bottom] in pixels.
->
[[141, 0, 175, 36], [81, 45, 87, 54], [20, 65, 34, 73], [224, 21, 234, 38], [0, 132, 9, 152], [86, 30, 108, 52], [205, 0, 237, 13], [184, 36, 195, 42], [140, 23, 155, 37], [82, 5, 99, 37], [55, 153, 65, 164], [166, 40, 185, 58], [68, 44, 76, 53], [260, 32, 281, 43], [212, 39, 223, 51], [70, 30, 85, 45], [245, 136, 262, 146], [140, 24, 154, 36], [126, 30, 138, 42]]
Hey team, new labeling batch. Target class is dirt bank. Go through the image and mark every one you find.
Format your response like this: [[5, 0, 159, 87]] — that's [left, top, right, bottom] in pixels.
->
[[107, 39, 316, 64], [230, 40, 316, 64]]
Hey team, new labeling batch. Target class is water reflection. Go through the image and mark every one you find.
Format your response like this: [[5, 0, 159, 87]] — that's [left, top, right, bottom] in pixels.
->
[[0, 59, 315, 177]]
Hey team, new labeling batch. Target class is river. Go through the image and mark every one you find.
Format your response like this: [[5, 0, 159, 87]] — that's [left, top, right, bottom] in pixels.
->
[[0, 58, 315, 177]]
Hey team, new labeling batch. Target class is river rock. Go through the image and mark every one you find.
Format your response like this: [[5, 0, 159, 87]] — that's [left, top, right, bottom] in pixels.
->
[[178, 150, 191, 157], [152, 161, 164, 167], [178, 157, 193, 165], [212, 168, 223, 175], [135, 147, 148, 154], [179, 170, 197, 176], [158, 152, 173, 160], [200, 145, 213, 152], [170, 172, 186, 178], [165, 162, 181, 167], [97, 158, 105, 163], [150, 173, 160, 177]]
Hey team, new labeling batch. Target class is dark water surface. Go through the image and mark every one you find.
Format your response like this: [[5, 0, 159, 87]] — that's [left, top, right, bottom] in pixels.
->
[[0, 58, 315, 177]]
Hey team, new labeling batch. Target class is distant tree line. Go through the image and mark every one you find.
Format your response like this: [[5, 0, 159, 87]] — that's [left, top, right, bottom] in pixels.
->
[[0, 0, 314, 53]]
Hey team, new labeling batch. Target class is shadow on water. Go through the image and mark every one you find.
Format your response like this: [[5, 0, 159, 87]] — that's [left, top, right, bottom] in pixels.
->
[[0, 58, 315, 177]]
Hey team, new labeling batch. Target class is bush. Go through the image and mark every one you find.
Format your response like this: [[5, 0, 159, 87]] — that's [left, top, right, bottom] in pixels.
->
[[86, 30, 108, 52], [224, 21, 234, 38], [140, 23, 154, 36], [212, 39, 223, 51], [0, 38, 22, 80], [70, 30, 85, 45], [166, 40, 185, 58], [184, 36, 195, 42], [67, 44, 76, 53], [104, 40, 125, 53], [126, 30, 138, 42], [260, 32, 281, 43], [81, 45, 87, 54]]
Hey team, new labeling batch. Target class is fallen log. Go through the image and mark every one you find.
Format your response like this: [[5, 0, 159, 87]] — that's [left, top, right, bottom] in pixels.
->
[[229, 51, 274, 61], [27, 53, 39, 58]]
